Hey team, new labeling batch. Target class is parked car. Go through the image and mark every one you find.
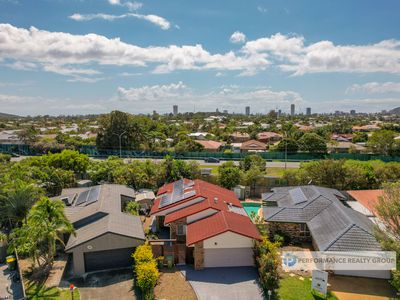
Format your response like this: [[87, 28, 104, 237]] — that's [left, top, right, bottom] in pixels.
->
[[204, 157, 220, 163]]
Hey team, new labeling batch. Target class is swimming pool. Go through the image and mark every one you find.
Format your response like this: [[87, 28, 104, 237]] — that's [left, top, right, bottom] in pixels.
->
[[241, 202, 262, 217]]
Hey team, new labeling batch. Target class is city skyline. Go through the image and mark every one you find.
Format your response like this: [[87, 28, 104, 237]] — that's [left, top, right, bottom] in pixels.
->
[[0, 0, 400, 116]]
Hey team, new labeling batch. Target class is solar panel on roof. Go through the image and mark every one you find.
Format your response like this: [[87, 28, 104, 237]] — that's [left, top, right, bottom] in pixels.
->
[[182, 190, 196, 200], [159, 179, 197, 208], [159, 194, 172, 208], [289, 187, 308, 205], [184, 180, 194, 188], [86, 185, 101, 205], [75, 189, 90, 205], [172, 179, 184, 200]]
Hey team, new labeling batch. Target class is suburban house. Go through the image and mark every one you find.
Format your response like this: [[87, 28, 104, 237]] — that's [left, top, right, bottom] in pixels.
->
[[327, 141, 367, 153], [188, 132, 212, 140], [352, 124, 380, 132], [346, 189, 386, 230], [195, 140, 224, 152], [331, 133, 353, 142], [263, 185, 389, 279], [135, 189, 156, 211], [54, 184, 145, 277], [0, 130, 23, 144], [257, 132, 282, 144], [240, 140, 267, 152], [150, 179, 261, 270], [230, 132, 250, 143]]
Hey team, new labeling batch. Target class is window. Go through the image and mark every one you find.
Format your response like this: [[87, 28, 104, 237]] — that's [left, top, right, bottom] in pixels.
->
[[177, 224, 186, 236], [299, 223, 309, 237]]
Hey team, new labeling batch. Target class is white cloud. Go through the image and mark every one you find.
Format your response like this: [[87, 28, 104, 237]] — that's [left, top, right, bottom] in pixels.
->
[[312, 97, 400, 113], [230, 31, 246, 44], [0, 93, 107, 115], [43, 64, 101, 76], [108, 0, 142, 11], [346, 82, 400, 94], [243, 33, 400, 75], [0, 24, 268, 76], [117, 81, 187, 102], [257, 6, 268, 13], [116, 82, 303, 114], [69, 13, 171, 30], [6, 61, 38, 71]]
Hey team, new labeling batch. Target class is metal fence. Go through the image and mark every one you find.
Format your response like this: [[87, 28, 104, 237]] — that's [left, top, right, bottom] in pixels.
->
[[1, 143, 400, 162]]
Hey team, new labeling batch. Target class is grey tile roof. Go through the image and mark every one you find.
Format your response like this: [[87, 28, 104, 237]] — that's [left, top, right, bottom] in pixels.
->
[[65, 213, 145, 251], [263, 185, 382, 251], [55, 184, 144, 250]]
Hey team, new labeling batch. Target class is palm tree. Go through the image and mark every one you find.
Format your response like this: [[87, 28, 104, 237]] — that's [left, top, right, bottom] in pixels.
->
[[0, 180, 41, 226], [28, 197, 74, 265], [9, 197, 74, 267]]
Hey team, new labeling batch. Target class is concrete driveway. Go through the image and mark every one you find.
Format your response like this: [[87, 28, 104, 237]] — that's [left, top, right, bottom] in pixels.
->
[[0, 263, 24, 300], [69, 269, 136, 300], [180, 266, 263, 300]]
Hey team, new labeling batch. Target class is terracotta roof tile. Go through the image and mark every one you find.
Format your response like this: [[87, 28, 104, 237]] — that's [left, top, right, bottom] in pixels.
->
[[186, 211, 261, 245]]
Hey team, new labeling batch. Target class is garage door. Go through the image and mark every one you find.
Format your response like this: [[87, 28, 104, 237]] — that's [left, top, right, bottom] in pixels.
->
[[204, 248, 254, 268], [84, 247, 135, 273], [334, 269, 391, 279]]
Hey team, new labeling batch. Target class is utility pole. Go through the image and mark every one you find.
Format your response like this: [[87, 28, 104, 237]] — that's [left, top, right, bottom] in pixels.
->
[[284, 131, 288, 170], [113, 131, 127, 158]]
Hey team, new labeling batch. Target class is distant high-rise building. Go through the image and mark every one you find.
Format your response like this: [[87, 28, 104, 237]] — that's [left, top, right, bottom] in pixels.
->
[[245, 106, 250, 116], [223, 110, 228, 114], [350, 110, 356, 115], [278, 109, 282, 117], [173, 105, 178, 115], [290, 104, 295, 116], [306, 107, 311, 116]]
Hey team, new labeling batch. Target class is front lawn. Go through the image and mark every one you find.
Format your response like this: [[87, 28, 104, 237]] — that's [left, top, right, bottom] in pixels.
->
[[277, 276, 337, 300], [25, 282, 80, 300]]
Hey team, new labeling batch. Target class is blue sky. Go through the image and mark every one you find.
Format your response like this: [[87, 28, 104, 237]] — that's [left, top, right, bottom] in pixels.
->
[[0, 0, 399, 116]]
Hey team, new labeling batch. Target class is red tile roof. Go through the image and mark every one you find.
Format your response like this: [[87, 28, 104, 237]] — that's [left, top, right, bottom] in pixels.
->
[[347, 189, 383, 216], [257, 132, 281, 139], [151, 179, 242, 216], [151, 179, 261, 245], [186, 211, 261, 245], [195, 140, 223, 150], [240, 139, 267, 150]]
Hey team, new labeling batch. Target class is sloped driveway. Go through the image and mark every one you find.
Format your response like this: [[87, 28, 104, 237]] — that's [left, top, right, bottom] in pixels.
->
[[180, 266, 263, 300]]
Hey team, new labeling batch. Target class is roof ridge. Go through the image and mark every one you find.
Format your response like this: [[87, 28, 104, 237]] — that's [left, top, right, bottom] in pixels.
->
[[324, 224, 354, 251], [221, 210, 229, 230], [352, 223, 375, 237], [266, 207, 285, 219]]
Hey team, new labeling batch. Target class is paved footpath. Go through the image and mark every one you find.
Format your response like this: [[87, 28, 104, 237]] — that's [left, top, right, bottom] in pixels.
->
[[0, 263, 24, 300]]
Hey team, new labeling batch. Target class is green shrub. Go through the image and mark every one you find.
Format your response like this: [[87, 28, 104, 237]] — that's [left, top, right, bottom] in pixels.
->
[[254, 237, 281, 295], [136, 261, 159, 300], [125, 201, 140, 216], [132, 244, 159, 300], [0, 153, 11, 163], [132, 244, 154, 265]]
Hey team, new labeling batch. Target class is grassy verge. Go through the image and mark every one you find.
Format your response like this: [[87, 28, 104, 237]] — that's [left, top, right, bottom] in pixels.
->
[[266, 167, 286, 177], [277, 276, 337, 300], [201, 165, 219, 174], [25, 282, 80, 300]]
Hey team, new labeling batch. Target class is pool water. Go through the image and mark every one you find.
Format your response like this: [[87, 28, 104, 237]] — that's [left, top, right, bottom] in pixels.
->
[[241, 202, 261, 217]]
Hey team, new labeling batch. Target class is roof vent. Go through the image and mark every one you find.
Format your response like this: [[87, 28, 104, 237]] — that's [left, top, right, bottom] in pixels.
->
[[214, 197, 218, 204]]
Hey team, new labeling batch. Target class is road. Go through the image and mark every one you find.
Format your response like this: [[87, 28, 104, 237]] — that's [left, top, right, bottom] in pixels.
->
[[121, 158, 300, 168], [11, 155, 301, 168]]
